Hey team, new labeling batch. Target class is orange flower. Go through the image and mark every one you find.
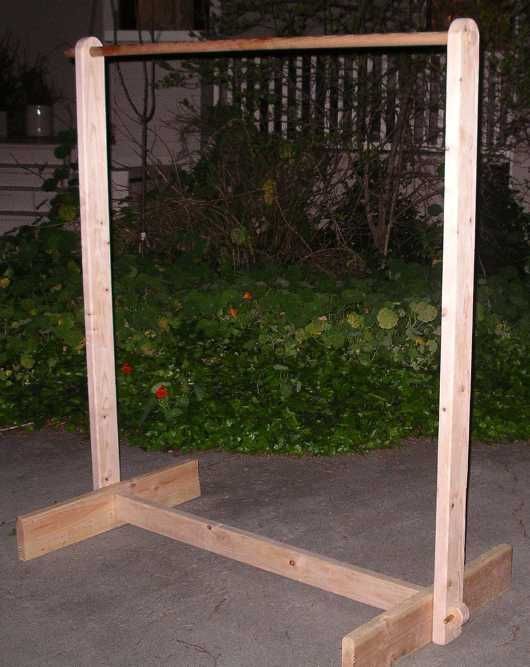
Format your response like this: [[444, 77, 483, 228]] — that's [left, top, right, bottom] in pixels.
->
[[228, 307, 238, 318], [155, 385, 169, 400], [242, 291, 253, 301]]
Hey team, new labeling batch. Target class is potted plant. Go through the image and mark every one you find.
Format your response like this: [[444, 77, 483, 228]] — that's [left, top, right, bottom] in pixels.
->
[[20, 55, 58, 138], [0, 32, 23, 138]]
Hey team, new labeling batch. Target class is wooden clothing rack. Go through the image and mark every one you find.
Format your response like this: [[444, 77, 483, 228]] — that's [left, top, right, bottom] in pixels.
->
[[17, 19, 512, 666]]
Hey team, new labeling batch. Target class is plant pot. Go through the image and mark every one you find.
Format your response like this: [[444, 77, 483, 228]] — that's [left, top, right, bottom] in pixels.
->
[[25, 104, 53, 138], [0, 110, 7, 138]]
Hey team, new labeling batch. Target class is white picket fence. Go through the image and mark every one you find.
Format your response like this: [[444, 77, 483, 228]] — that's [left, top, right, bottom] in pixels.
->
[[210, 51, 510, 151]]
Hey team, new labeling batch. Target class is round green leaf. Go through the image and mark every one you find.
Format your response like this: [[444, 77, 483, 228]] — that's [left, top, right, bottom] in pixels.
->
[[346, 312, 364, 329], [20, 354, 35, 369], [411, 301, 438, 323], [377, 308, 399, 330], [304, 319, 325, 336]]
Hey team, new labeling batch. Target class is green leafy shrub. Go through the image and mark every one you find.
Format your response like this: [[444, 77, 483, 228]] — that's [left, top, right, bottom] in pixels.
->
[[1, 227, 529, 453], [0, 225, 86, 425], [114, 108, 359, 272], [476, 161, 530, 274], [112, 111, 528, 276], [41, 129, 79, 225], [116, 109, 441, 273]]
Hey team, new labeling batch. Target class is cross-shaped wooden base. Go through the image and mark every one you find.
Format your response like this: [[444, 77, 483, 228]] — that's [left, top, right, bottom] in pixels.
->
[[17, 459, 512, 666]]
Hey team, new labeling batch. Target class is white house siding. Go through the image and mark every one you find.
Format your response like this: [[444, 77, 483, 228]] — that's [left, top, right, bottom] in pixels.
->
[[106, 59, 201, 170]]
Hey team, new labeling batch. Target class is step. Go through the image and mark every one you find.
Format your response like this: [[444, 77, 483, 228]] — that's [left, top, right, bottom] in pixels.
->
[[0, 185, 54, 192], [0, 143, 62, 165], [0, 211, 42, 235], [0, 188, 53, 212], [0, 164, 56, 188]]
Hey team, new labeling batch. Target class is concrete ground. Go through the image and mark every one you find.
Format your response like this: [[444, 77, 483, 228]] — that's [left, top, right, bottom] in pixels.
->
[[1, 430, 529, 667]]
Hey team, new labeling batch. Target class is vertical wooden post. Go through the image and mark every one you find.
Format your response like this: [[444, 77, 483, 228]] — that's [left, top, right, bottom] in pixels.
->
[[75, 38, 120, 489], [433, 19, 479, 645]]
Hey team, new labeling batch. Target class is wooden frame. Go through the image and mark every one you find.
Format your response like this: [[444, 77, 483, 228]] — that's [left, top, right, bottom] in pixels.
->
[[16, 19, 512, 666]]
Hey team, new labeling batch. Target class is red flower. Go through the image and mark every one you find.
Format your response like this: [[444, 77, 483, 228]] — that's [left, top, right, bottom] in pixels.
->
[[228, 307, 238, 318], [121, 362, 134, 375], [155, 385, 169, 400]]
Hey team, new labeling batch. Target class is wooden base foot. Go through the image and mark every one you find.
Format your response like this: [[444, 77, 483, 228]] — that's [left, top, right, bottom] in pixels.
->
[[341, 544, 512, 666], [16, 459, 200, 560]]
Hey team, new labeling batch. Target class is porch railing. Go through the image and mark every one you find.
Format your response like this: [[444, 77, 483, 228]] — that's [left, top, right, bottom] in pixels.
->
[[210, 51, 511, 151]]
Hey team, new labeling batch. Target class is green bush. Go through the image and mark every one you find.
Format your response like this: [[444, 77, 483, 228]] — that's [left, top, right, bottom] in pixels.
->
[[114, 109, 356, 271], [114, 109, 441, 272], [1, 227, 529, 453], [476, 161, 530, 274]]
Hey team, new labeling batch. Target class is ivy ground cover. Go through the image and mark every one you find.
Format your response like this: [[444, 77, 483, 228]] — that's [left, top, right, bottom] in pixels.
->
[[1, 226, 529, 453]]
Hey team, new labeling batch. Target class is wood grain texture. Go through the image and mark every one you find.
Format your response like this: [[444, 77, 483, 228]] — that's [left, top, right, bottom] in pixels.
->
[[17, 460, 200, 561], [64, 31, 448, 59], [433, 18, 480, 645], [342, 544, 512, 667], [75, 37, 120, 489], [115, 494, 422, 610]]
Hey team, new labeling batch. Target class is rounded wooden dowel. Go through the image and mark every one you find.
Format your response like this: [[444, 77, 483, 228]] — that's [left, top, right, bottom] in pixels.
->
[[64, 30, 448, 59]]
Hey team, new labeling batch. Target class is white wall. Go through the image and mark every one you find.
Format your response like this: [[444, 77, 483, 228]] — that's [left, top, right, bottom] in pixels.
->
[[107, 59, 201, 169], [101, 1, 203, 168]]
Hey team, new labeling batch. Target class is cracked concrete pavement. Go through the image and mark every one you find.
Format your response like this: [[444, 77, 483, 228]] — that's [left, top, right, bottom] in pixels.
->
[[1, 430, 529, 666]]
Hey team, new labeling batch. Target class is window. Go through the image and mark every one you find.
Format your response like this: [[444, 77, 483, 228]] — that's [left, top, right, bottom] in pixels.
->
[[104, 0, 210, 42], [117, 1, 209, 31]]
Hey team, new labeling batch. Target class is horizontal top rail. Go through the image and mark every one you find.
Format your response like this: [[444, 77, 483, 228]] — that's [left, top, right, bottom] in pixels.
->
[[65, 31, 448, 59]]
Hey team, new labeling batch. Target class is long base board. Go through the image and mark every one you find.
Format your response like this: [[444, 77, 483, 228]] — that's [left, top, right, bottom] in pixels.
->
[[16, 460, 512, 666]]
